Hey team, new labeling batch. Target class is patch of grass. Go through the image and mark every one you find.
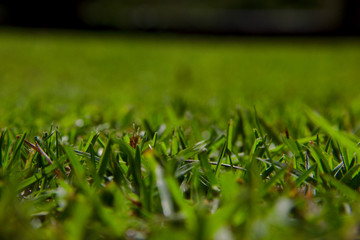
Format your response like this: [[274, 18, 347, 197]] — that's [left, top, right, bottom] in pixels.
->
[[1, 107, 360, 239], [1, 30, 360, 239]]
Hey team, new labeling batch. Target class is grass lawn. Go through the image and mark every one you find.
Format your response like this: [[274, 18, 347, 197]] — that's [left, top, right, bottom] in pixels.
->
[[1, 29, 360, 239]]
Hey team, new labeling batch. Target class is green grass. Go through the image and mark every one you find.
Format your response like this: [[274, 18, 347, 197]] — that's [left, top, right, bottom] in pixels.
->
[[1, 29, 360, 239]]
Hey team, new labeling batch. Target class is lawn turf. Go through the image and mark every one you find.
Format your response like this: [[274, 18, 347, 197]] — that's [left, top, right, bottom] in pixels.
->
[[1, 29, 360, 239]]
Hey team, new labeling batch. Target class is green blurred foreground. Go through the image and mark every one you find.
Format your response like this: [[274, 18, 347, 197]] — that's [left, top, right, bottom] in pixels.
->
[[1, 30, 360, 239]]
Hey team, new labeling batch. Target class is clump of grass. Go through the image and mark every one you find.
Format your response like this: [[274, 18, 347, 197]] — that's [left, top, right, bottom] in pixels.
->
[[1, 106, 360, 239]]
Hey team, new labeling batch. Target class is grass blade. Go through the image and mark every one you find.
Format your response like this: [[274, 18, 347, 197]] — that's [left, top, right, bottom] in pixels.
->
[[323, 174, 360, 201], [63, 145, 85, 183], [295, 164, 317, 187], [5, 133, 27, 171], [340, 164, 360, 186], [97, 137, 113, 183], [215, 141, 227, 176]]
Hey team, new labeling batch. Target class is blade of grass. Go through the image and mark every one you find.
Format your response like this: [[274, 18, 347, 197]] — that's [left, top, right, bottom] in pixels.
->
[[306, 108, 360, 156], [340, 164, 360, 186], [308, 144, 331, 174], [227, 120, 233, 152], [295, 164, 317, 187], [84, 131, 100, 152], [97, 137, 113, 184], [235, 108, 246, 150], [257, 157, 317, 185], [16, 163, 59, 192], [198, 153, 218, 189], [0, 129, 9, 167], [177, 127, 188, 150], [262, 166, 288, 192], [215, 141, 227, 176], [132, 145, 143, 196], [143, 119, 155, 139], [155, 164, 174, 217], [323, 174, 360, 201], [110, 153, 129, 186], [63, 145, 85, 183], [176, 140, 207, 160], [152, 132, 158, 148], [5, 133, 27, 171]]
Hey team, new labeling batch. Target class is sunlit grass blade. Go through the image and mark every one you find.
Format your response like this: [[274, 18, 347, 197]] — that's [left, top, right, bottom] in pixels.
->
[[308, 144, 331, 174], [84, 131, 100, 152], [97, 137, 106, 148], [152, 132, 158, 148], [176, 140, 207, 160]]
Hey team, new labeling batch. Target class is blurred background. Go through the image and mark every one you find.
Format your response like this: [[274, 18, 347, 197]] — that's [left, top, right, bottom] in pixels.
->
[[0, 0, 360, 131], [0, 0, 359, 35]]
